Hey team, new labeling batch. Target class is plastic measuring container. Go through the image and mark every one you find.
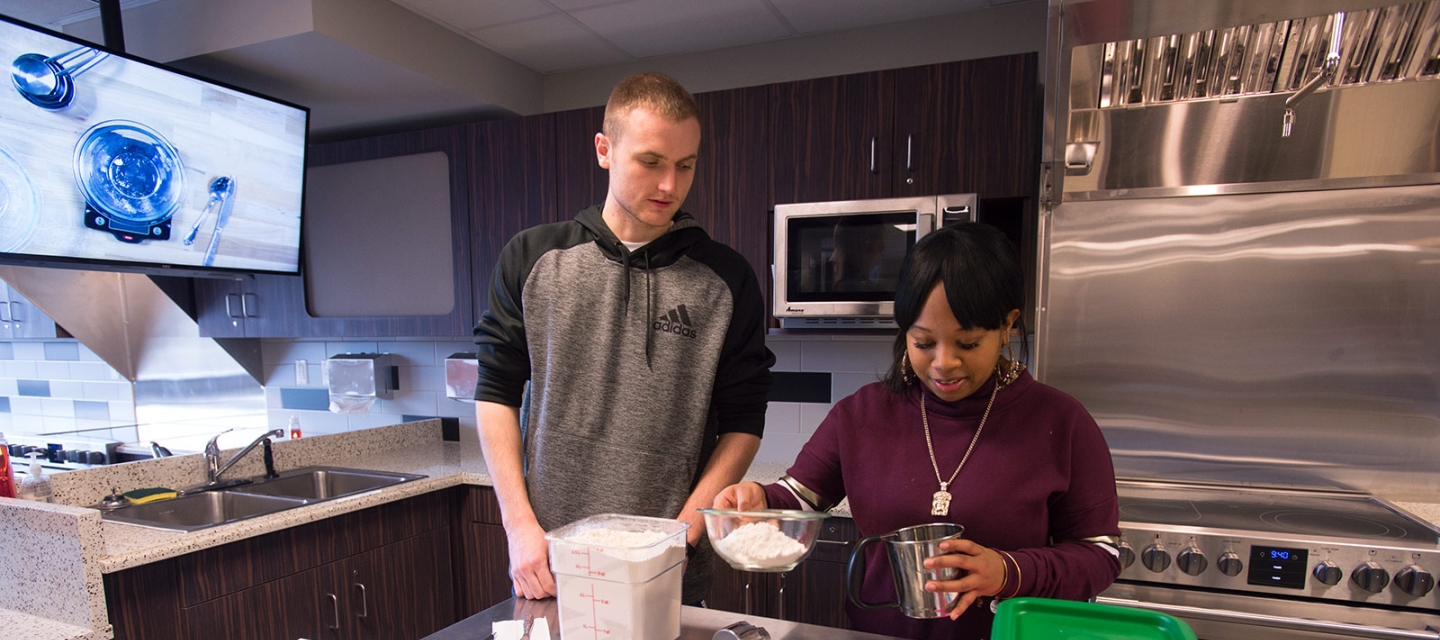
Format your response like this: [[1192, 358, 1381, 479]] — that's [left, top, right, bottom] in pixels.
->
[[546, 513, 690, 640]]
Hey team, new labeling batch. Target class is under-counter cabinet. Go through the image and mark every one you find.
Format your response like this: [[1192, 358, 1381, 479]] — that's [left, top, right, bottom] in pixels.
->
[[454, 485, 516, 617], [104, 490, 457, 640]]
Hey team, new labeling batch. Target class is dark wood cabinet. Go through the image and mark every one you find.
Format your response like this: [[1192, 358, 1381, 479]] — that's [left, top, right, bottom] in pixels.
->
[[104, 490, 458, 640], [467, 115, 557, 319], [771, 71, 895, 204], [551, 105, 608, 220], [773, 54, 1039, 203], [690, 85, 773, 306], [455, 485, 514, 617]]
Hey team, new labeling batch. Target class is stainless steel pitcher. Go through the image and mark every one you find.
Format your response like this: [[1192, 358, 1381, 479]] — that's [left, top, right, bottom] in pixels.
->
[[845, 523, 965, 618]]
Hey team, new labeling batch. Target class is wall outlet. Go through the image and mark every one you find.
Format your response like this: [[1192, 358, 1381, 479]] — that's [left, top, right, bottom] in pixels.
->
[[295, 359, 309, 385]]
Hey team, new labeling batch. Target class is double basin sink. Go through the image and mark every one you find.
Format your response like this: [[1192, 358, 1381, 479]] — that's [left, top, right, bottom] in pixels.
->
[[101, 466, 426, 532]]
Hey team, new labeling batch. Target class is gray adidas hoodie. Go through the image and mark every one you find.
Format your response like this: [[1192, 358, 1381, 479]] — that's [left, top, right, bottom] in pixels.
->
[[474, 205, 775, 601]]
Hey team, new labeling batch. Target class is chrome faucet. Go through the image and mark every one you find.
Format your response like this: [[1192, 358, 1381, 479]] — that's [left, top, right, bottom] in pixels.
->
[[205, 428, 285, 486]]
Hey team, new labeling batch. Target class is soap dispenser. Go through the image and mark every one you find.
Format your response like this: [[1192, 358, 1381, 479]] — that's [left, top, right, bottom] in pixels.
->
[[18, 453, 51, 503], [288, 414, 303, 439]]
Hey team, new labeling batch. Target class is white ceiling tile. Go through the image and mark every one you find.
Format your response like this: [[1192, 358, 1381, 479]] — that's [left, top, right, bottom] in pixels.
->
[[769, 0, 985, 34], [396, 0, 554, 31], [574, 0, 792, 59], [469, 13, 631, 73]]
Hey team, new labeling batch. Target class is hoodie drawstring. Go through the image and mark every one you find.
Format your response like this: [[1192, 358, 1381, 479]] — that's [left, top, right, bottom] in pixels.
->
[[644, 250, 653, 370], [616, 241, 632, 316]]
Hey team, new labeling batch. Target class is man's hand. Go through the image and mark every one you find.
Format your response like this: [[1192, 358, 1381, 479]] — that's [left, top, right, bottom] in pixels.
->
[[507, 518, 556, 599]]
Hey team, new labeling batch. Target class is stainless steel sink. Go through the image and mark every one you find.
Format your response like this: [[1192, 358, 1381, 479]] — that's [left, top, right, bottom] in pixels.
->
[[102, 490, 309, 532], [230, 466, 425, 500], [100, 466, 426, 532]]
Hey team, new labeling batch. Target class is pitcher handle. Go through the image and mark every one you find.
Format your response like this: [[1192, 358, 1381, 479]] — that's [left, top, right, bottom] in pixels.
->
[[846, 533, 899, 610]]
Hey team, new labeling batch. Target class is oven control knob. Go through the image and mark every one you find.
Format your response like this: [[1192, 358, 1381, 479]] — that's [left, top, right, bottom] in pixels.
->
[[1394, 566, 1435, 597], [1177, 547, 1207, 576], [1118, 542, 1136, 570], [1351, 562, 1390, 593], [1312, 560, 1343, 586], [1217, 552, 1243, 577], [1142, 544, 1171, 573]]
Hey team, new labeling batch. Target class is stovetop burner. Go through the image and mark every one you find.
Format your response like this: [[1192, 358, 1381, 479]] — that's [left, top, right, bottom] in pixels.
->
[[1117, 480, 1440, 544]]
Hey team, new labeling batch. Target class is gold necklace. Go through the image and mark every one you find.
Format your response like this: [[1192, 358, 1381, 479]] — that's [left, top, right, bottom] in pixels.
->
[[922, 380, 1000, 517]]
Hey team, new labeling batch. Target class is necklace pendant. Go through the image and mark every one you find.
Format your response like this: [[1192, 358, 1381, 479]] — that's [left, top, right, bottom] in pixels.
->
[[931, 490, 952, 517]]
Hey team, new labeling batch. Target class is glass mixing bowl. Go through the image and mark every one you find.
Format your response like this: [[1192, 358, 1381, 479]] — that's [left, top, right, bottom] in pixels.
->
[[72, 120, 185, 228], [699, 508, 829, 572]]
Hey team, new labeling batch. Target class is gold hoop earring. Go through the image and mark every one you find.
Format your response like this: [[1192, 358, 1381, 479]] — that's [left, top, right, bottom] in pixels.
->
[[901, 352, 914, 386], [996, 337, 1025, 386]]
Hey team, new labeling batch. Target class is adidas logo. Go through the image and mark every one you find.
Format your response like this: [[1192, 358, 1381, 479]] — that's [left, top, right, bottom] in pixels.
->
[[653, 304, 699, 339]]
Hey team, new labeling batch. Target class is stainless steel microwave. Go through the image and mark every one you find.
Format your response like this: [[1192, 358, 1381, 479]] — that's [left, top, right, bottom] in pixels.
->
[[773, 194, 977, 329]]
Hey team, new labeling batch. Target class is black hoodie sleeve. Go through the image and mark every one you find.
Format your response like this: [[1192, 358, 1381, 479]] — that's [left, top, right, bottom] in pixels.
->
[[473, 229, 539, 407], [689, 241, 776, 437]]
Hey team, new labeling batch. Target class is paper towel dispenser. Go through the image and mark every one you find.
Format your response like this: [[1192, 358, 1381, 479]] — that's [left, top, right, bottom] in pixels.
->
[[325, 353, 398, 413], [444, 352, 478, 402]]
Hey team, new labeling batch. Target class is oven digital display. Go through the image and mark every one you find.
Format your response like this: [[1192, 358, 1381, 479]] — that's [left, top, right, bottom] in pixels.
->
[[1247, 546, 1309, 589]]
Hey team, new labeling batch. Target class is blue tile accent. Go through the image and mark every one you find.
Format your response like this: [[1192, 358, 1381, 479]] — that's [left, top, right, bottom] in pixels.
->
[[280, 388, 330, 411], [0, 343, 12, 360], [0, 397, 9, 412], [43, 342, 81, 361], [74, 400, 110, 420], [769, 372, 831, 403], [16, 380, 50, 397]]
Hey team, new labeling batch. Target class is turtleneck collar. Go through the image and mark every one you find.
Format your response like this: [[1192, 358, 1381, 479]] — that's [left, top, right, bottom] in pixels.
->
[[911, 369, 1031, 420]]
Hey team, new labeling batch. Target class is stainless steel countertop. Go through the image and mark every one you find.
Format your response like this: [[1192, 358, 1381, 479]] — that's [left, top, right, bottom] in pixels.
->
[[424, 596, 905, 640]]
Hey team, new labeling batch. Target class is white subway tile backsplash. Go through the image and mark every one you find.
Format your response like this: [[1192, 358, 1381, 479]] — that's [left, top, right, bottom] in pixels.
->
[[324, 341, 381, 358], [801, 338, 892, 374], [42, 415, 77, 432], [78, 343, 101, 361], [42, 398, 75, 417], [0, 379, 15, 396], [399, 366, 445, 393], [799, 403, 834, 434], [765, 339, 802, 371], [376, 342, 437, 366], [49, 380, 85, 399], [347, 413, 403, 431], [80, 381, 127, 402], [265, 364, 296, 387], [764, 402, 802, 435], [75, 418, 110, 433], [0, 414, 11, 430], [295, 411, 350, 437], [67, 361, 116, 381], [378, 391, 439, 416], [755, 432, 811, 465], [260, 340, 328, 366], [12, 342, 44, 360], [10, 396, 43, 415], [832, 372, 881, 400], [436, 397, 475, 419], [5, 361, 37, 378], [35, 361, 72, 380]]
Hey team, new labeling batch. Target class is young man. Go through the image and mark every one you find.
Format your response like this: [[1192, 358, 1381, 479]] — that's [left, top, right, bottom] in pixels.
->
[[473, 72, 775, 604]]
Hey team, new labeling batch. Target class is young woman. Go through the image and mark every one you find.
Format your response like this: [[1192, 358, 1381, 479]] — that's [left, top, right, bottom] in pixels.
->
[[716, 223, 1121, 639]]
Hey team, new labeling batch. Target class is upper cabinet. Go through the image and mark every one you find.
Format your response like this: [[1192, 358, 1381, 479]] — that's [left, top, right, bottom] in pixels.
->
[[467, 114, 557, 320], [551, 106, 608, 220], [774, 53, 1040, 203], [690, 85, 772, 304], [0, 281, 59, 339]]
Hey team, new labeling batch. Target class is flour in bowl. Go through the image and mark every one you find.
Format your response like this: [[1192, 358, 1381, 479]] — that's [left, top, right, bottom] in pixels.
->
[[715, 521, 807, 567]]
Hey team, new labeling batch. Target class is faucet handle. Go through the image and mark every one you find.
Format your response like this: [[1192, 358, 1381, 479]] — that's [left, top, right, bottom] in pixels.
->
[[205, 428, 235, 454]]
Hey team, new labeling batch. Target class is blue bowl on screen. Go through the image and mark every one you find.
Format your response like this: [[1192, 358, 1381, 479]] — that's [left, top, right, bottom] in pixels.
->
[[72, 120, 185, 243]]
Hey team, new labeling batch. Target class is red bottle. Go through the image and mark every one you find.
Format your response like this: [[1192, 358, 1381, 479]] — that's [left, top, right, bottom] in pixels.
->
[[0, 433, 15, 499]]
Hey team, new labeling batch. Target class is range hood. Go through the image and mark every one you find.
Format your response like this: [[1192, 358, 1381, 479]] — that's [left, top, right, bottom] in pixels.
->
[[0, 265, 266, 440]]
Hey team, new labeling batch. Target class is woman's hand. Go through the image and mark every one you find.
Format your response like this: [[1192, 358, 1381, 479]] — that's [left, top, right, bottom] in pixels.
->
[[713, 481, 768, 510], [923, 538, 1008, 619]]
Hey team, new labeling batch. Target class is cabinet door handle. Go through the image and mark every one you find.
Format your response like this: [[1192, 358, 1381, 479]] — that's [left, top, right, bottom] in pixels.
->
[[325, 593, 340, 630], [8, 301, 20, 324], [354, 582, 369, 619], [224, 294, 241, 319], [242, 292, 259, 318], [777, 572, 787, 620], [869, 137, 877, 174], [0, 301, 9, 323], [906, 134, 913, 171]]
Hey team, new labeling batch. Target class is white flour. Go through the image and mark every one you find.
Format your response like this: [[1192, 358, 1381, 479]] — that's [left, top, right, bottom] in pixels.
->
[[715, 522, 807, 567], [565, 527, 674, 562]]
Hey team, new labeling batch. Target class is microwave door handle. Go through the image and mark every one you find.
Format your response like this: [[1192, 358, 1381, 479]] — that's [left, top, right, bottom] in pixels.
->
[[917, 212, 936, 238]]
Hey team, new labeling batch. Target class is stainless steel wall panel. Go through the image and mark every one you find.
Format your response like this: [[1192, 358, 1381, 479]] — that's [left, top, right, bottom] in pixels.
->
[[1038, 184, 1440, 499]]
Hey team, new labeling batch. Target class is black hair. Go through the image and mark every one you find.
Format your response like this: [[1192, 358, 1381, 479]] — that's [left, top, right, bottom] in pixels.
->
[[882, 222, 1026, 393]]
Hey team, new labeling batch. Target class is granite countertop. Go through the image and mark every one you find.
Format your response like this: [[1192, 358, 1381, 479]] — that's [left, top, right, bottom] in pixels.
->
[[4, 419, 1437, 640]]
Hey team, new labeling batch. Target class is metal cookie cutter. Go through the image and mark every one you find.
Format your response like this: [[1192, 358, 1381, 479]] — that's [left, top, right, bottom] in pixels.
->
[[714, 620, 771, 640]]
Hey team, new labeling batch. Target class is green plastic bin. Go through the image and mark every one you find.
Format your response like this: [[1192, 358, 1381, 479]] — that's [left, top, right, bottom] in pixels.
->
[[992, 598, 1198, 640]]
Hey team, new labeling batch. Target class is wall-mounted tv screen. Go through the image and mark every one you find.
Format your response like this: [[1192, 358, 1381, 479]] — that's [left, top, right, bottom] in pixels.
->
[[0, 14, 307, 276]]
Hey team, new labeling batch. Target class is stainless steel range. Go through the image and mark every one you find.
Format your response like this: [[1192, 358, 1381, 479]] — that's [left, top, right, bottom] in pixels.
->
[[1038, 0, 1440, 637], [1103, 481, 1440, 638]]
